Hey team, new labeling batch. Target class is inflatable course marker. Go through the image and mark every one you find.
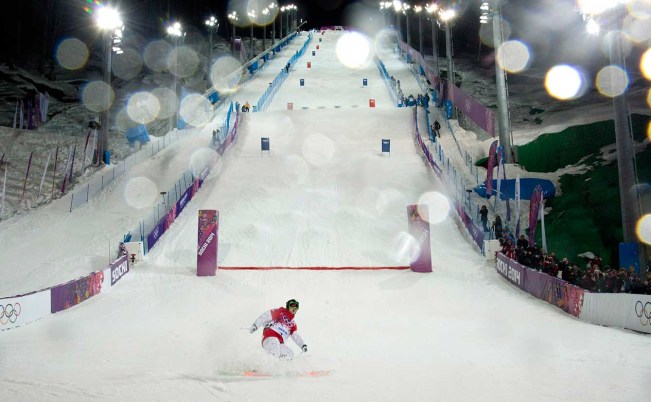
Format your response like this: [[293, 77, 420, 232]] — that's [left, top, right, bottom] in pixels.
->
[[369, 99, 376, 107], [300, 79, 305, 87], [363, 78, 368, 87], [307, 61, 311, 68], [312, 50, 316, 56], [287, 102, 293, 110]]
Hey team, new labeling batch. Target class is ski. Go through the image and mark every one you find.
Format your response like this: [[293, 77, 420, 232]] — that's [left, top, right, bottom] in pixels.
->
[[217, 369, 333, 378]]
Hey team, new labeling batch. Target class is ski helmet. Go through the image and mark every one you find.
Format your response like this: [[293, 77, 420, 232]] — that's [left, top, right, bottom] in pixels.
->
[[286, 299, 299, 309]]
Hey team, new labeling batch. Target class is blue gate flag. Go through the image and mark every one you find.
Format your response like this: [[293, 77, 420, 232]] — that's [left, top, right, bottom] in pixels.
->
[[382, 139, 390, 153]]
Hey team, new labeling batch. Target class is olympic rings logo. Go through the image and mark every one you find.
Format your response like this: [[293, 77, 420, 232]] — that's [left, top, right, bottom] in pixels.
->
[[634, 301, 651, 326], [0, 303, 22, 325]]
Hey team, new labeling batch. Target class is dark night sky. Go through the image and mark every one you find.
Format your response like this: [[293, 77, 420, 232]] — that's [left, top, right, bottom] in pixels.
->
[[0, 0, 624, 73]]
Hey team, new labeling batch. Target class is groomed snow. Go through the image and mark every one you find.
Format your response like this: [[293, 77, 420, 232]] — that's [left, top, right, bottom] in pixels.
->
[[1, 30, 649, 402]]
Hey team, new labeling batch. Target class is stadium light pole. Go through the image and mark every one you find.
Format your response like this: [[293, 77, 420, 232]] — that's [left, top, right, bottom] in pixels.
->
[[293, 5, 299, 31], [579, 4, 642, 251], [269, 3, 277, 45], [481, 0, 513, 163], [285, 5, 294, 34], [204, 16, 218, 76], [166, 21, 183, 132], [403, 3, 412, 48], [414, 5, 423, 55], [248, 9, 257, 60], [439, 9, 455, 86], [262, 8, 269, 52], [426, 3, 440, 77], [228, 12, 238, 56], [280, 6, 285, 39], [393, 1, 403, 42], [95, 6, 122, 165], [381, 2, 395, 28]]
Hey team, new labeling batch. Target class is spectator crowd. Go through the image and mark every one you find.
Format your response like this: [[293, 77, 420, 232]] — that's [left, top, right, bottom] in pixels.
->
[[498, 234, 651, 294]]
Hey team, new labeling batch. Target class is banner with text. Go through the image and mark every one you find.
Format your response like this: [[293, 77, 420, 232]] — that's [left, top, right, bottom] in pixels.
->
[[197, 209, 219, 276], [495, 253, 584, 318]]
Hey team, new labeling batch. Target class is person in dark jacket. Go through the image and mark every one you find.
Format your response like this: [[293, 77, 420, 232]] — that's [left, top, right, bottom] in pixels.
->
[[492, 215, 503, 239], [433, 120, 441, 138], [479, 205, 489, 232]]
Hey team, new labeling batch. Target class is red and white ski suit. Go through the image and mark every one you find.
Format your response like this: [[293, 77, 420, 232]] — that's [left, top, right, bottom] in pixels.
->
[[252, 307, 305, 360]]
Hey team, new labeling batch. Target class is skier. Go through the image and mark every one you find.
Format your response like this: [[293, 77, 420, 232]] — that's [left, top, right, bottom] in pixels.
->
[[249, 299, 307, 360]]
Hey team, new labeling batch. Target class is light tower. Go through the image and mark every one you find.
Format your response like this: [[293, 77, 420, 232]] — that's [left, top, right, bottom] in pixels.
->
[[204, 16, 218, 76], [95, 5, 123, 164]]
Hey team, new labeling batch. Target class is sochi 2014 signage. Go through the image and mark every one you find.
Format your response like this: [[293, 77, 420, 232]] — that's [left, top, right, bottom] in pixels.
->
[[197, 210, 219, 276]]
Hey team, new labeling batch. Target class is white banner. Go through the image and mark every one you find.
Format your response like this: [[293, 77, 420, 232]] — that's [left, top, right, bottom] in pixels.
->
[[580, 293, 651, 334], [0, 290, 51, 331]]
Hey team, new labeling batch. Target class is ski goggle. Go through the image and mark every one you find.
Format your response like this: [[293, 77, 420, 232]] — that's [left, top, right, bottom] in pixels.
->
[[288, 302, 299, 309]]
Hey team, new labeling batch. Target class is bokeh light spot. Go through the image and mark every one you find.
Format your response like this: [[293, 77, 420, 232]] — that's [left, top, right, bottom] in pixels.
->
[[336, 32, 372, 69], [112, 49, 143, 80], [623, 14, 651, 43], [302, 134, 336, 166], [152, 87, 178, 120], [497, 40, 531, 73], [417, 192, 451, 224], [392, 231, 421, 265], [189, 148, 216, 176], [168, 46, 200, 78], [545, 65, 586, 100], [637, 214, 651, 245], [596, 65, 629, 97], [373, 28, 398, 59], [127, 92, 160, 124], [641, 48, 651, 80], [124, 177, 158, 209], [179, 94, 212, 127], [144, 40, 173, 72], [211, 55, 243, 93], [56, 38, 89, 70], [82, 81, 114, 112]]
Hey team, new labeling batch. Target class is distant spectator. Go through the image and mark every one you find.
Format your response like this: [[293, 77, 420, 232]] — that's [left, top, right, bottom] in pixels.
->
[[492, 215, 503, 239], [516, 235, 528, 250], [479, 205, 489, 232], [433, 120, 441, 138]]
